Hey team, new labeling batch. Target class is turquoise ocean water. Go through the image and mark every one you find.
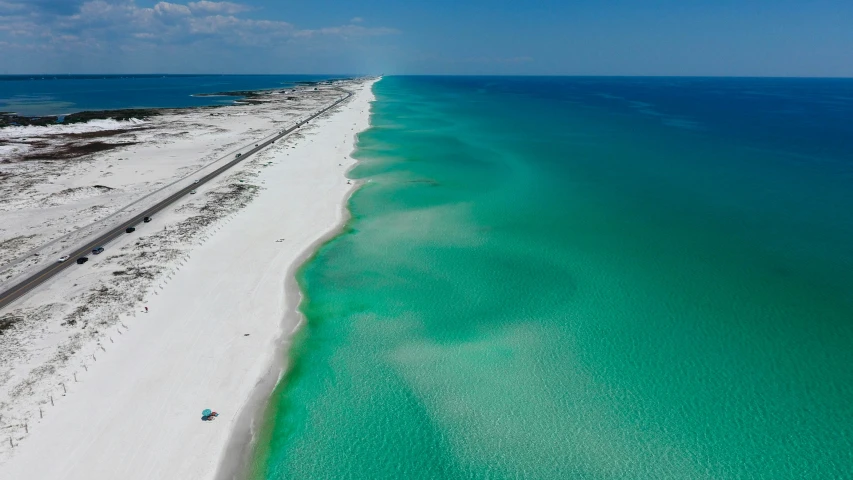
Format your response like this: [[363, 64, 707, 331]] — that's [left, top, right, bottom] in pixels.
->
[[250, 76, 853, 479]]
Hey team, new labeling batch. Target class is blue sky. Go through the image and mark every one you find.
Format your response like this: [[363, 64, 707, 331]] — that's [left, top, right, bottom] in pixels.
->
[[1, 0, 851, 76]]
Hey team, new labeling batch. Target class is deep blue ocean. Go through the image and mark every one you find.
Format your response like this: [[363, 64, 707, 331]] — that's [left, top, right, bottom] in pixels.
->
[[250, 76, 853, 479], [0, 74, 344, 116]]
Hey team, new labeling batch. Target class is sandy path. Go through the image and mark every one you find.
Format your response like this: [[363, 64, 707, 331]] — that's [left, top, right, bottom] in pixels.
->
[[0, 80, 375, 480]]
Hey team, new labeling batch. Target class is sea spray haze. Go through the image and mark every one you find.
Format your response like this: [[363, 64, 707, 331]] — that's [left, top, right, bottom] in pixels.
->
[[251, 76, 853, 479]]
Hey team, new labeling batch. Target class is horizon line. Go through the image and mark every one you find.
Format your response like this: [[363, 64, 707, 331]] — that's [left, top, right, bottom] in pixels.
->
[[2, 73, 853, 80]]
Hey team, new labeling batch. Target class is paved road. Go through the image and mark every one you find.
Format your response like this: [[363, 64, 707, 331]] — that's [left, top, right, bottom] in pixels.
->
[[0, 89, 352, 311]]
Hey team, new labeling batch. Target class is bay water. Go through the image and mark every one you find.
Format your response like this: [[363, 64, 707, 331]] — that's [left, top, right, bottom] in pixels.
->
[[0, 74, 342, 116]]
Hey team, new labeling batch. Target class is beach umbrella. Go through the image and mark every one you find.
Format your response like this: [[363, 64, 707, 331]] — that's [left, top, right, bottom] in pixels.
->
[[202, 409, 212, 417]]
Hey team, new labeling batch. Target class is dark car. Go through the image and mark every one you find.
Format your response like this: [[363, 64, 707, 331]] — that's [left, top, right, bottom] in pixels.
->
[[126, 227, 136, 233], [143, 216, 152, 223], [92, 246, 104, 255], [76, 257, 89, 264]]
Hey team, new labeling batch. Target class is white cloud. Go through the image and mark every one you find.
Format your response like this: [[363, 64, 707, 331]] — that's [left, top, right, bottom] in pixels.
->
[[187, 1, 250, 15], [154, 2, 191, 16], [296, 24, 400, 38], [0, 0, 400, 61], [350, 16, 363, 23], [0, 1, 27, 12], [186, 14, 294, 36]]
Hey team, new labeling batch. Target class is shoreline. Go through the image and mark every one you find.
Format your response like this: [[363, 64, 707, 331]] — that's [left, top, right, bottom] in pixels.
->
[[216, 83, 376, 477], [215, 81, 377, 479], [0, 78, 378, 479], [214, 177, 363, 480]]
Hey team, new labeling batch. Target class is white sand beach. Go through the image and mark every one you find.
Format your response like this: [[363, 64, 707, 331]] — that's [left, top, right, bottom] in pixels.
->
[[0, 78, 376, 479]]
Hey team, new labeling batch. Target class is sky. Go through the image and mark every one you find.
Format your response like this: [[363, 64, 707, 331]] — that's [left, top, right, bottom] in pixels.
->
[[1, 0, 852, 76]]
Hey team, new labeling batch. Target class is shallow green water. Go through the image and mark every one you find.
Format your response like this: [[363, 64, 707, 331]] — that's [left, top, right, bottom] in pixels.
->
[[250, 77, 853, 479]]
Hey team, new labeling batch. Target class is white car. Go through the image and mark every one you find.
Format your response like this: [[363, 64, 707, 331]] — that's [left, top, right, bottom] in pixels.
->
[[193, 180, 200, 184], [58, 255, 70, 263], [190, 190, 197, 194]]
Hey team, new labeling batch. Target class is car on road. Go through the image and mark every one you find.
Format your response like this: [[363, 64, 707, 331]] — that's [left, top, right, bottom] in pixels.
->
[[190, 190, 197, 194], [143, 216, 152, 223], [193, 180, 200, 184], [92, 246, 104, 255], [126, 227, 136, 233], [58, 255, 70, 263], [235, 153, 242, 158], [76, 257, 89, 264]]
